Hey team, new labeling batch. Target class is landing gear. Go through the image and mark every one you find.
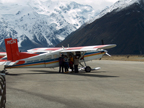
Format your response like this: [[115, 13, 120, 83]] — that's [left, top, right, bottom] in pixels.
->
[[85, 66, 91, 72], [77, 51, 93, 72], [79, 58, 92, 72]]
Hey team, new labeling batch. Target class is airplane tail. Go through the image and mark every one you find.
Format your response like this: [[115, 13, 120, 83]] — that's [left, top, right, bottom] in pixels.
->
[[5, 38, 37, 61]]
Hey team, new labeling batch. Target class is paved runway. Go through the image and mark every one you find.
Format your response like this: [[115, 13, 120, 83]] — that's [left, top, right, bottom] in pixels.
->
[[6, 60, 144, 108]]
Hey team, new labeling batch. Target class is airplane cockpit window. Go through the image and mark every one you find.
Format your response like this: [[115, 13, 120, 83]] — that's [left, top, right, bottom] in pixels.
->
[[76, 51, 81, 58]]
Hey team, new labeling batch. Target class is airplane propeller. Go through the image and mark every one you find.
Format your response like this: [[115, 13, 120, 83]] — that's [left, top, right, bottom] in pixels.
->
[[101, 40, 111, 57], [101, 39, 104, 45]]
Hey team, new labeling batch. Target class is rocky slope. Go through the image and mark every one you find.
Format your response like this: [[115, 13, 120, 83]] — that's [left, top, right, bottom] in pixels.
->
[[58, 0, 144, 54]]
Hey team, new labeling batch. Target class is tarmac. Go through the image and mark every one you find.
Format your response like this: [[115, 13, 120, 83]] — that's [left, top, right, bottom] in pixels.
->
[[5, 60, 144, 108]]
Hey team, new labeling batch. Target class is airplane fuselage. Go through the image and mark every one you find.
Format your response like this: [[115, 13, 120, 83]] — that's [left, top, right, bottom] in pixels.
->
[[5, 50, 105, 68]]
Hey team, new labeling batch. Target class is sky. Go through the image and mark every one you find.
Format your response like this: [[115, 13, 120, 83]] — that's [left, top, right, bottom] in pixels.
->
[[0, 0, 118, 11]]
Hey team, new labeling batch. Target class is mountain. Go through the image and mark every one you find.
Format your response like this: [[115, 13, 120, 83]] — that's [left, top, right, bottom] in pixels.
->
[[0, 0, 98, 51], [57, 0, 144, 54], [0, 47, 5, 52]]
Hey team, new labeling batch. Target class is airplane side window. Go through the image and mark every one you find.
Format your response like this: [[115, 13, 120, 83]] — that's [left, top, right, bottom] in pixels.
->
[[46, 55, 52, 60], [41, 59, 44, 61], [33, 60, 39, 62], [27, 61, 33, 63], [53, 54, 58, 58]]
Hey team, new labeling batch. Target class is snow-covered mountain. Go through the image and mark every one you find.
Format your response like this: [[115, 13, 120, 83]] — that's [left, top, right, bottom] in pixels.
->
[[0, 0, 97, 51], [89, 0, 141, 24]]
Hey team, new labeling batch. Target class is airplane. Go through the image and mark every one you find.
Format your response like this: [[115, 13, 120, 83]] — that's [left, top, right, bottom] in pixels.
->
[[0, 38, 116, 72]]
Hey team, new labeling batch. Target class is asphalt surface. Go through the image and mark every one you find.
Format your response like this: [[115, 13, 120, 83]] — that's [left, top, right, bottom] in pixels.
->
[[5, 60, 144, 108]]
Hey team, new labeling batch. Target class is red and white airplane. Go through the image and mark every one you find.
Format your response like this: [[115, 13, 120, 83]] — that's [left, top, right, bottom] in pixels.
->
[[0, 38, 116, 72]]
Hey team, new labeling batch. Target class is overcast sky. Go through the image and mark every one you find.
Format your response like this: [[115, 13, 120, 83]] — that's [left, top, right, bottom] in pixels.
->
[[0, 0, 118, 11]]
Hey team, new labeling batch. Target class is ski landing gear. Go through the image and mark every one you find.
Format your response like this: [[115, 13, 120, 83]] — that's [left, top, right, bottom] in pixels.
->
[[78, 51, 101, 73], [79, 59, 101, 72]]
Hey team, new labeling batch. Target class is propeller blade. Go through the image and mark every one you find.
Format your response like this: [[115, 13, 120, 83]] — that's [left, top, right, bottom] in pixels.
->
[[101, 39, 104, 45]]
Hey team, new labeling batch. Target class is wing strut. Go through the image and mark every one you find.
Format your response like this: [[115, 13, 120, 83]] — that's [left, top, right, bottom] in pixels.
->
[[78, 51, 92, 72], [78, 51, 87, 67], [78, 51, 101, 72]]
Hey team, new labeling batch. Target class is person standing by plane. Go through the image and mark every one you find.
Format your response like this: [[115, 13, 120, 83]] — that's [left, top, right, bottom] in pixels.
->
[[69, 55, 74, 72], [59, 54, 64, 73], [74, 56, 79, 73], [64, 55, 69, 72]]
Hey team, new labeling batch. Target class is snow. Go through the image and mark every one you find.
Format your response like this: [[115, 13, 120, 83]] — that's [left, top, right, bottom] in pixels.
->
[[0, 0, 140, 51], [88, 0, 140, 24], [0, 0, 97, 50]]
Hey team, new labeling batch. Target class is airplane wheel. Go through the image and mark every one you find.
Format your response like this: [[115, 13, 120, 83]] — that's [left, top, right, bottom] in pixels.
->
[[85, 66, 91, 72]]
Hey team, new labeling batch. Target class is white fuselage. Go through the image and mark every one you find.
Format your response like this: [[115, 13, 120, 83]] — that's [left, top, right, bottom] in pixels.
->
[[5, 50, 106, 68]]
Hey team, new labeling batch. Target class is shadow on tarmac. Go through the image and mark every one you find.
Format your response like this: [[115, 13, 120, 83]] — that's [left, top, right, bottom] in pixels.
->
[[7, 87, 132, 108], [6, 70, 119, 78]]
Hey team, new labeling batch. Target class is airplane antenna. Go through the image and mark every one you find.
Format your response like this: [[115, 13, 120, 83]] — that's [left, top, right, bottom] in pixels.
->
[[101, 39, 104, 45], [68, 44, 69, 48], [62, 46, 64, 49]]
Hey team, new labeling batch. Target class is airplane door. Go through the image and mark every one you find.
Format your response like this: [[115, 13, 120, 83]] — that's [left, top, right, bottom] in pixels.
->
[[45, 54, 52, 68]]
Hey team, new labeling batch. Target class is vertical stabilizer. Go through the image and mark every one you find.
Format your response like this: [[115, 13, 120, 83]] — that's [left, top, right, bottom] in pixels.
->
[[10, 39, 19, 61], [4, 38, 13, 61], [5, 38, 38, 61]]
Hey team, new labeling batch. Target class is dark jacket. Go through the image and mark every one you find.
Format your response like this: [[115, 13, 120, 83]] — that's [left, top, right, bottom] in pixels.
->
[[59, 57, 64, 65]]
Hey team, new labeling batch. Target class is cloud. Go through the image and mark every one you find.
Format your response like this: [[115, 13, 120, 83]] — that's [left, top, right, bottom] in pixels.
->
[[89, 0, 116, 10], [0, 0, 29, 4]]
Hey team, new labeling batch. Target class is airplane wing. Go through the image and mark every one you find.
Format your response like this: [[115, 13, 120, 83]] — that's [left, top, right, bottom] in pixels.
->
[[27, 44, 116, 53], [61, 44, 116, 52], [27, 48, 62, 53]]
